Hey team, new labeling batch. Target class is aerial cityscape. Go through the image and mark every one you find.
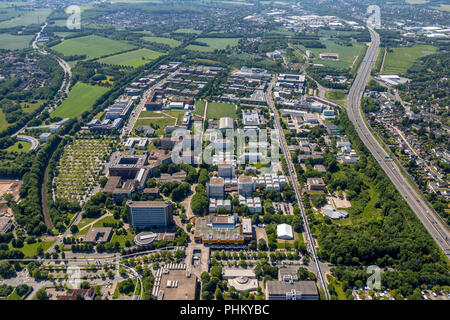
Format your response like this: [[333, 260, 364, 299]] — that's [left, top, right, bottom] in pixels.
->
[[0, 0, 448, 306]]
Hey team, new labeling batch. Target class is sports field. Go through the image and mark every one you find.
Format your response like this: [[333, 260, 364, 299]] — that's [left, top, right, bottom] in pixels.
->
[[186, 38, 240, 52], [142, 36, 181, 48], [206, 102, 237, 120], [52, 35, 136, 59], [97, 48, 165, 67], [0, 34, 33, 50], [298, 40, 366, 70], [382, 44, 437, 74], [51, 82, 109, 119]]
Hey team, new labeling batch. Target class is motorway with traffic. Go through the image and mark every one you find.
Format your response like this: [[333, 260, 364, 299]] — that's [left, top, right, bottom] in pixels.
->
[[265, 79, 330, 300], [347, 27, 450, 260]]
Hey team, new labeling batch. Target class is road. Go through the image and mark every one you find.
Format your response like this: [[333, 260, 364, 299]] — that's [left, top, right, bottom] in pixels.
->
[[122, 68, 181, 137], [12, 23, 72, 138], [265, 78, 330, 299], [347, 27, 450, 260]]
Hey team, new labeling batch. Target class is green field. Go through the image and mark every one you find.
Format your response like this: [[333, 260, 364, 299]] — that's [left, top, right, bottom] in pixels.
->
[[298, 40, 366, 69], [97, 48, 165, 67], [0, 8, 51, 29], [134, 118, 175, 135], [52, 35, 136, 59], [382, 44, 437, 74], [51, 82, 109, 119], [206, 102, 237, 120], [325, 90, 347, 107], [9, 240, 55, 258], [142, 36, 181, 48], [173, 28, 202, 34], [3, 141, 32, 153], [187, 38, 240, 52], [194, 100, 206, 116], [0, 34, 33, 50]]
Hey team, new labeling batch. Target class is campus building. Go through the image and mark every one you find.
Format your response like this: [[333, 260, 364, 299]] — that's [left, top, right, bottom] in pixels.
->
[[126, 201, 173, 229], [193, 215, 252, 246]]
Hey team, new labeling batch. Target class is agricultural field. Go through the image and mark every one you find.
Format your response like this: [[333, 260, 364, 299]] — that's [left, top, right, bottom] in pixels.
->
[[206, 102, 237, 120], [52, 35, 136, 59], [186, 38, 240, 52], [53, 135, 117, 201], [0, 34, 33, 50], [298, 40, 366, 69], [142, 36, 181, 48], [0, 8, 51, 29], [382, 44, 437, 75], [97, 48, 165, 67], [173, 28, 202, 34], [51, 82, 110, 119]]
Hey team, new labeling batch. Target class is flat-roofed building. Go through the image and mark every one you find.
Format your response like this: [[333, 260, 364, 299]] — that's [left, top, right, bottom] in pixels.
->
[[83, 227, 113, 244], [194, 215, 247, 246], [207, 177, 225, 198], [126, 201, 173, 228], [238, 175, 255, 196], [242, 218, 253, 240], [307, 177, 326, 191], [266, 280, 318, 300], [218, 163, 235, 178], [219, 117, 234, 132]]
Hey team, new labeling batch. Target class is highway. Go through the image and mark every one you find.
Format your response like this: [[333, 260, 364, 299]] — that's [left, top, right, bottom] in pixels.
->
[[12, 23, 72, 138], [347, 27, 450, 260], [265, 79, 330, 300]]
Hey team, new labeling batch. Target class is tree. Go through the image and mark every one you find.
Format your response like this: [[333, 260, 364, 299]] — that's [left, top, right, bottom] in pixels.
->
[[258, 239, 267, 251], [35, 288, 47, 300]]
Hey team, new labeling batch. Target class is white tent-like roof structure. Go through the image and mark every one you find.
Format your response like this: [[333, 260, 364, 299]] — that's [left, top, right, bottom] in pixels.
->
[[277, 223, 294, 240]]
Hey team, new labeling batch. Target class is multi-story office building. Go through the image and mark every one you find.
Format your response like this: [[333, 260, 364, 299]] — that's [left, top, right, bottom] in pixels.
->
[[126, 201, 173, 228]]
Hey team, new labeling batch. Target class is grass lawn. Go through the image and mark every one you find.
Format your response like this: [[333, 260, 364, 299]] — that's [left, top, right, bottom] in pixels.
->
[[298, 40, 365, 69], [9, 240, 55, 258], [0, 290, 22, 301], [3, 141, 31, 153], [206, 102, 237, 119], [382, 44, 437, 74], [142, 36, 181, 48], [93, 215, 121, 228], [0, 109, 13, 133], [0, 34, 33, 50], [325, 90, 347, 107], [52, 35, 136, 59], [194, 100, 206, 116], [97, 48, 165, 67], [134, 117, 175, 136], [111, 232, 135, 248], [187, 38, 240, 52], [51, 82, 109, 119], [0, 8, 52, 29]]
